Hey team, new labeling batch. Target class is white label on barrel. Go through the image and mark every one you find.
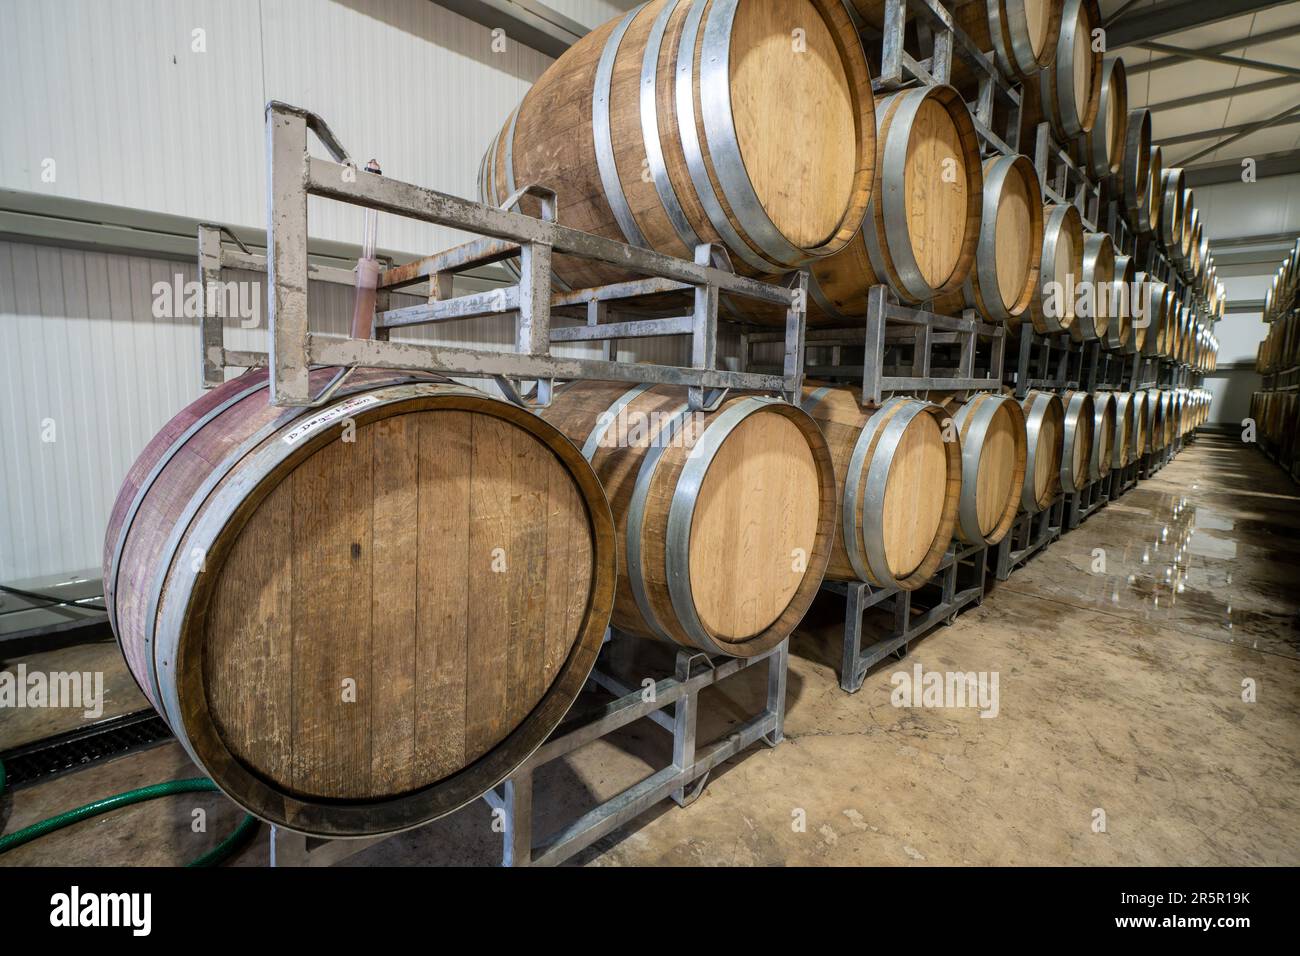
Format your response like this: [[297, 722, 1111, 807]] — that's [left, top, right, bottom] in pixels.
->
[[281, 393, 382, 445]]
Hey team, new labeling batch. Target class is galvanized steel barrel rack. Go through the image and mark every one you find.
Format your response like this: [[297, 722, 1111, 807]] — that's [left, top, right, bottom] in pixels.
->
[[745, 285, 1006, 694], [183, 101, 814, 853], [216, 102, 812, 414], [863, 0, 1027, 159], [824, 542, 990, 694], [269, 634, 787, 867], [1032, 120, 1101, 232], [993, 495, 1064, 581]]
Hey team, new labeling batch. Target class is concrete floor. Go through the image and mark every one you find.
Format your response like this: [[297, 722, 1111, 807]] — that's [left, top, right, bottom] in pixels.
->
[[2, 434, 1297, 866]]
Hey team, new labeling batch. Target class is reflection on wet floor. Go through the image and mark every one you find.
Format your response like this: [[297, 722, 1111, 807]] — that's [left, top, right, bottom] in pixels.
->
[[999, 435, 1300, 659]]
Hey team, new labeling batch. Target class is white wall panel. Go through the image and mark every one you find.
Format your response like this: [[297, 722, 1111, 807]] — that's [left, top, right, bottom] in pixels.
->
[[0, 0, 553, 258], [543, 0, 638, 29], [1197, 174, 1300, 241]]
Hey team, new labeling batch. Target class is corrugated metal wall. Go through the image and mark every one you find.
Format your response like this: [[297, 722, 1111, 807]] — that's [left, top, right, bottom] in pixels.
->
[[0, 0, 726, 581]]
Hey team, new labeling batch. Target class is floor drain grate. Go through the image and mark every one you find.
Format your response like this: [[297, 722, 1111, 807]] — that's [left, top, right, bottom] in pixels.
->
[[1, 710, 173, 788]]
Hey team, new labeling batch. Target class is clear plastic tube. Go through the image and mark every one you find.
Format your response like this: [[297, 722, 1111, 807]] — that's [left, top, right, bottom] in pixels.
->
[[351, 159, 382, 340]]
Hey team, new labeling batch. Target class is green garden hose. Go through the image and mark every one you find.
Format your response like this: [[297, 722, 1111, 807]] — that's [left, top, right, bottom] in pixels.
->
[[0, 758, 259, 866]]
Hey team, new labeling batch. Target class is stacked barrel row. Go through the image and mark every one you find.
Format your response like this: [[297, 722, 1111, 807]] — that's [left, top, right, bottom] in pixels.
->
[[1250, 390, 1300, 469], [1253, 239, 1299, 477], [1262, 238, 1300, 326], [101, 0, 1225, 841]]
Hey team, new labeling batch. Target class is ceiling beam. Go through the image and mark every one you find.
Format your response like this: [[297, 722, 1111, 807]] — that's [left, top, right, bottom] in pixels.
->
[[1157, 107, 1300, 148], [1125, 23, 1300, 75], [1210, 230, 1300, 249], [1123, 23, 1300, 75], [1184, 148, 1300, 185], [1103, 0, 1145, 27], [1225, 299, 1266, 314], [1145, 76, 1299, 113], [1106, 0, 1289, 49], [430, 0, 588, 58], [1136, 40, 1300, 77]]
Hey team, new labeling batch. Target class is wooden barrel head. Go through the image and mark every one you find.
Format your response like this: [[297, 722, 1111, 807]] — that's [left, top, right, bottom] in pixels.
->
[[1023, 391, 1064, 510], [1077, 231, 1115, 342], [905, 96, 971, 289], [976, 400, 1022, 535], [688, 410, 821, 640], [1061, 391, 1093, 493], [994, 158, 1038, 311], [198, 405, 597, 802], [803, 388, 959, 591], [1030, 203, 1083, 334], [107, 376, 617, 836], [1023, 0, 1056, 62], [730, 0, 856, 249], [882, 410, 949, 577], [951, 393, 1026, 545], [1069, 3, 1093, 125], [1092, 393, 1115, 477]]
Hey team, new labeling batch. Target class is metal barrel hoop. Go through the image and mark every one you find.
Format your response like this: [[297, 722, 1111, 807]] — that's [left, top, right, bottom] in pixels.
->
[[626, 402, 694, 646], [641, 0, 702, 255], [1060, 390, 1093, 493], [1020, 390, 1054, 514], [1037, 204, 1076, 335], [669, 397, 834, 655], [594, 6, 651, 251]]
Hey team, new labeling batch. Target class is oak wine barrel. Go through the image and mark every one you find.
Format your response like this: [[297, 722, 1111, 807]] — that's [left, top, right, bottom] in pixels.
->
[[1106, 252, 1135, 352], [1145, 387, 1166, 452], [539, 380, 835, 656], [1020, 389, 1064, 512], [1129, 390, 1148, 460], [1122, 109, 1151, 229], [1146, 145, 1164, 237], [807, 84, 981, 316], [933, 153, 1043, 323], [480, 0, 876, 289], [1159, 167, 1185, 250], [850, 0, 1063, 82], [1089, 389, 1115, 480], [105, 368, 617, 836], [1107, 390, 1136, 468], [1084, 56, 1127, 181], [1074, 231, 1115, 343], [1060, 389, 1094, 493], [1023, 201, 1084, 334], [1136, 274, 1171, 360], [802, 386, 961, 590], [1176, 196, 1198, 276], [1036, 0, 1102, 140], [1128, 276, 1151, 354], [943, 392, 1027, 545], [1194, 227, 1210, 287], [1161, 388, 1176, 448], [962, 0, 1065, 79]]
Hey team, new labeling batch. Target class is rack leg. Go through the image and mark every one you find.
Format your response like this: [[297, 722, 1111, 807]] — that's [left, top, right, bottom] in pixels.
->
[[764, 640, 789, 746], [841, 583, 868, 694], [498, 772, 534, 868], [670, 661, 700, 806]]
